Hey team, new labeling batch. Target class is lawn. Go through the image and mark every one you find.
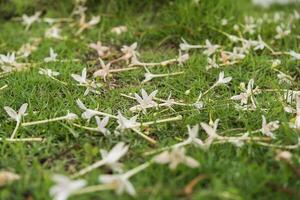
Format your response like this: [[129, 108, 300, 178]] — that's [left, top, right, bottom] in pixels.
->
[[0, 0, 300, 199]]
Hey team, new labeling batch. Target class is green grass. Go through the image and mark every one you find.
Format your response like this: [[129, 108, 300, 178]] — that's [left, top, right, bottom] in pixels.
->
[[0, 0, 300, 199]]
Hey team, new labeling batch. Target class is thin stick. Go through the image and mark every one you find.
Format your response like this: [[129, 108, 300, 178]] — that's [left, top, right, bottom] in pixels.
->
[[0, 137, 44, 142], [71, 160, 106, 179], [22, 116, 71, 127], [0, 84, 8, 90], [131, 128, 157, 144], [72, 184, 115, 195], [10, 120, 20, 139]]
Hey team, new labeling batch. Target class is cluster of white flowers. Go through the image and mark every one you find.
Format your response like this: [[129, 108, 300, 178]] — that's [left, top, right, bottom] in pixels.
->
[[1, 1, 300, 199]]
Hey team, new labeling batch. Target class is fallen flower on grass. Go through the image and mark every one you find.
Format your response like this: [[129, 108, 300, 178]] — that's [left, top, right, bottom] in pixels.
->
[[154, 147, 200, 170], [76, 15, 100, 35], [39, 68, 67, 85], [179, 38, 204, 51], [231, 79, 259, 109], [114, 112, 157, 144], [274, 25, 291, 40], [45, 26, 63, 40], [76, 99, 117, 120], [44, 48, 58, 62], [50, 174, 86, 200], [129, 89, 158, 113], [288, 50, 300, 60], [0, 171, 20, 187], [142, 67, 184, 83], [71, 142, 129, 178], [261, 115, 280, 139], [17, 39, 40, 58], [289, 95, 300, 129], [203, 39, 220, 56], [129, 50, 189, 67], [71, 68, 102, 95], [111, 25, 128, 35], [21, 112, 77, 127], [89, 42, 110, 57], [144, 125, 205, 156], [98, 162, 151, 196], [95, 116, 110, 136], [202, 71, 232, 96], [22, 11, 41, 31], [93, 58, 111, 81], [4, 103, 28, 139]]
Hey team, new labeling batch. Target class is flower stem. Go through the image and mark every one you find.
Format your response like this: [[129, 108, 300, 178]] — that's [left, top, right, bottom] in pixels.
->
[[0, 137, 44, 142], [0, 84, 8, 90], [72, 183, 116, 195], [138, 115, 182, 127], [202, 83, 217, 96], [71, 159, 106, 179], [50, 76, 68, 85], [21, 115, 71, 127], [10, 120, 20, 139], [123, 161, 152, 179], [131, 128, 157, 144], [144, 140, 190, 156], [256, 141, 300, 149]]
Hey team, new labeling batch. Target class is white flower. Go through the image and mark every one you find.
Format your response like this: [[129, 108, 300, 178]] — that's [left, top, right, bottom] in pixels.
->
[[89, 42, 110, 57], [154, 147, 200, 170], [45, 26, 63, 39], [95, 116, 110, 136], [49, 174, 86, 200], [39, 68, 60, 77], [0, 53, 16, 65], [200, 119, 220, 146], [0, 171, 20, 187], [99, 174, 136, 196], [22, 11, 41, 30], [206, 56, 219, 70], [252, 35, 266, 51], [130, 89, 158, 113], [231, 79, 256, 106], [111, 26, 128, 35], [44, 48, 58, 62], [223, 48, 246, 61], [277, 71, 293, 85], [121, 42, 139, 62], [65, 112, 78, 120], [116, 112, 140, 132], [186, 124, 205, 148], [100, 142, 129, 172], [288, 50, 300, 60], [176, 51, 189, 65], [261, 115, 279, 139], [179, 38, 194, 51], [4, 103, 28, 122], [18, 42, 38, 58], [276, 150, 292, 162], [203, 39, 220, 56], [275, 25, 291, 39], [142, 71, 155, 83], [179, 38, 203, 51], [93, 58, 111, 81], [243, 16, 256, 34], [71, 68, 87, 84], [221, 18, 228, 26], [87, 16, 100, 26], [215, 71, 232, 86], [293, 95, 300, 129], [76, 99, 98, 120]]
